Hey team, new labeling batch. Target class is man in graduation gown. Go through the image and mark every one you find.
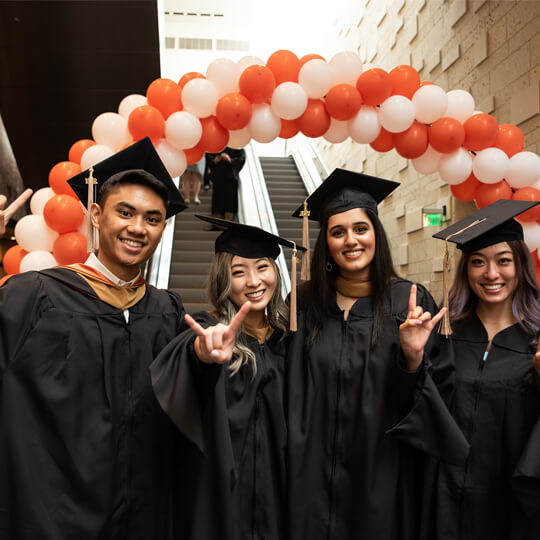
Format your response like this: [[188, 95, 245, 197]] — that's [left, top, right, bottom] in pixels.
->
[[0, 139, 187, 540]]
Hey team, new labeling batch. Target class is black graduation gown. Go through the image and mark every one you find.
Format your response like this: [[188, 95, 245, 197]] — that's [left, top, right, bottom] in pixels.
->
[[286, 278, 470, 540], [150, 311, 287, 540], [0, 268, 184, 540], [420, 314, 540, 540], [205, 148, 246, 215]]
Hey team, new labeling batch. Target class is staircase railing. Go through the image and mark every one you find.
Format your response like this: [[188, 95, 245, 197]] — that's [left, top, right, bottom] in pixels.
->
[[285, 136, 328, 195]]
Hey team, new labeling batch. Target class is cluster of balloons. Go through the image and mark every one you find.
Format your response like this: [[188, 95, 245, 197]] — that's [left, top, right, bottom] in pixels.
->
[[3, 161, 88, 276], [3, 49, 539, 280]]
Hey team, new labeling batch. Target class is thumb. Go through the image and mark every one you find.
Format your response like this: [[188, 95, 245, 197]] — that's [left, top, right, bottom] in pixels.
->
[[0, 195, 6, 211]]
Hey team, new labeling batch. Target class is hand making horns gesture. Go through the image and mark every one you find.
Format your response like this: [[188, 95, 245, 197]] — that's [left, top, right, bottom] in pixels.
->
[[399, 284, 446, 372], [185, 301, 252, 364], [0, 189, 33, 237]]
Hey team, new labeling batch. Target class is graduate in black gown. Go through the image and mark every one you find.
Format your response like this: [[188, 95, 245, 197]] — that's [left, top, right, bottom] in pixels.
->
[[150, 216, 305, 540], [408, 200, 540, 539], [286, 170, 469, 540], [0, 139, 187, 540]]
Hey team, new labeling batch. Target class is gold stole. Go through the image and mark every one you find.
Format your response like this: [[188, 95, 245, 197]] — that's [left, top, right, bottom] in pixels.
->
[[335, 276, 372, 298]]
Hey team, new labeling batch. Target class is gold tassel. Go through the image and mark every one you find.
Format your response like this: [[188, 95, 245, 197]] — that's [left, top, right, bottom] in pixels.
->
[[439, 240, 452, 336], [290, 244, 298, 332], [85, 167, 98, 254], [300, 199, 311, 281]]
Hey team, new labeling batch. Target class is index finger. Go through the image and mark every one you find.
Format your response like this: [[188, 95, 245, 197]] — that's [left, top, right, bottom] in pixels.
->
[[3, 189, 33, 221], [227, 301, 251, 336], [184, 313, 209, 338], [408, 284, 417, 313]]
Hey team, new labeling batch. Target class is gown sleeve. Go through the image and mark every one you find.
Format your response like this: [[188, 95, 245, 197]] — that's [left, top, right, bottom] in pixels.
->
[[387, 282, 470, 466], [149, 311, 221, 454]]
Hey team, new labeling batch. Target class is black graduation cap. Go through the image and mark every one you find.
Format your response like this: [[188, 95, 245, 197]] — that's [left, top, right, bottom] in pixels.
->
[[432, 199, 538, 252], [196, 215, 306, 259], [291, 168, 400, 222], [67, 137, 186, 219]]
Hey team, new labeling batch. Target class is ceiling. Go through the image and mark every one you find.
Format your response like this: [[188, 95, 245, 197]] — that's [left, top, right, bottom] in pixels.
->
[[0, 0, 161, 192]]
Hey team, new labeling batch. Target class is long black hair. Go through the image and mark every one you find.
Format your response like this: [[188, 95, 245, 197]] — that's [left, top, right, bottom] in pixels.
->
[[304, 207, 398, 349]]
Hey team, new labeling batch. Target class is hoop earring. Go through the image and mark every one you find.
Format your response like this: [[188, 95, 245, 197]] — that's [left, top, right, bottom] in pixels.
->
[[326, 259, 333, 272]]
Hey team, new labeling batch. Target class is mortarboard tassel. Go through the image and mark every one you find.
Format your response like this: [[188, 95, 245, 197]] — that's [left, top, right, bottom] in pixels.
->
[[300, 199, 311, 281], [290, 243, 298, 332], [86, 167, 98, 253]]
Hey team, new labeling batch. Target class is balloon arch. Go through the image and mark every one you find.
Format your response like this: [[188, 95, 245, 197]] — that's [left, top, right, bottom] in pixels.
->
[[4, 49, 540, 281]]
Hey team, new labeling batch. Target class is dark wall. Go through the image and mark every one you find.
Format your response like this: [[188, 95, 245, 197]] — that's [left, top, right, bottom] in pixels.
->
[[0, 0, 161, 193]]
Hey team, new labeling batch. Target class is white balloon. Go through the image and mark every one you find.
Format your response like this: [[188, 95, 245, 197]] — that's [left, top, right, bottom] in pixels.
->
[[505, 151, 540, 189], [438, 148, 473, 185], [19, 250, 58, 273], [165, 111, 203, 150], [237, 55, 265, 73], [329, 51, 363, 86], [411, 145, 443, 174], [412, 85, 448, 124], [14, 215, 58, 252], [522, 221, 540, 252], [248, 104, 281, 143], [91, 112, 131, 152], [298, 59, 335, 99], [30, 188, 55, 216], [378, 95, 415, 133], [118, 94, 147, 119], [80, 144, 115, 170], [324, 119, 349, 143], [270, 82, 308, 120], [532, 177, 540, 191], [206, 58, 240, 98], [155, 139, 187, 178], [182, 78, 219, 118], [445, 89, 475, 123], [348, 105, 381, 143], [472, 148, 509, 184], [228, 128, 251, 149]]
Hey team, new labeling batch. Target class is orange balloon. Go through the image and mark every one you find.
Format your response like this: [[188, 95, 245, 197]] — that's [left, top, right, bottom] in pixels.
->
[[463, 113, 498, 152], [450, 173, 481, 202], [279, 119, 300, 139], [531, 249, 540, 268], [49, 161, 81, 197], [370, 127, 394, 152], [536, 267, 540, 287], [147, 78, 183, 119], [389, 65, 420, 98], [266, 50, 300, 85], [239, 65, 276, 103], [419, 81, 435, 87], [0, 274, 13, 286], [184, 145, 205, 165], [178, 72, 205, 89], [3, 244, 27, 274], [43, 194, 85, 234], [356, 68, 392, 106], [300, 54, 326, 67], [393, 121, 429, 159], [68, 139, 96, 165], [429, 117, 465, 153], [128, 105, 165, 141], [494, 124, 525, 157], [198, 116, 229, 153], [512, 187, 540, 222], [216, 93, 252, 130], [298, 99, 331, 138], [474, 180, 512, 209], [53, 232, 88, 265], [325, 84, 362, 121]]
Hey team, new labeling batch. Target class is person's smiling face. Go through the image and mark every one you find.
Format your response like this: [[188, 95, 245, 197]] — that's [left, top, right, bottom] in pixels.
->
[[90, 183, 166, 281], [326, 207, 376, 280]]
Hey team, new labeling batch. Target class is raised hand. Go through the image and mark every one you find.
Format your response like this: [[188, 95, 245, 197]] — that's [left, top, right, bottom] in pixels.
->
[[185, 301, 251, 364], [534, 340, 540, 377], [0, 189, 33, 237], [399, 284, 446, 372]]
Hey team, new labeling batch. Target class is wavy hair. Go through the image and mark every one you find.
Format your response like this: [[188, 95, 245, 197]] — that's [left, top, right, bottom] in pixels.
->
[[304, 207, 399, 350], [207, 251, 289, 376], [448, 240, 540, 344]]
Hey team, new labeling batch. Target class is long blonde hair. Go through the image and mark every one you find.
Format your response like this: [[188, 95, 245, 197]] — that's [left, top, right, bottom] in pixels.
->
[[207, 252, 289, 376]]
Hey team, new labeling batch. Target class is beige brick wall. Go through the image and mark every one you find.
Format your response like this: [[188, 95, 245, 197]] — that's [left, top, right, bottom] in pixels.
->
[[316, 0, 540, 303]]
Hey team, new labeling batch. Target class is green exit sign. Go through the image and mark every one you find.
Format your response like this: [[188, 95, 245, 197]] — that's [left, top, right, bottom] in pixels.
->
[[423, 213, 443, 226]]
